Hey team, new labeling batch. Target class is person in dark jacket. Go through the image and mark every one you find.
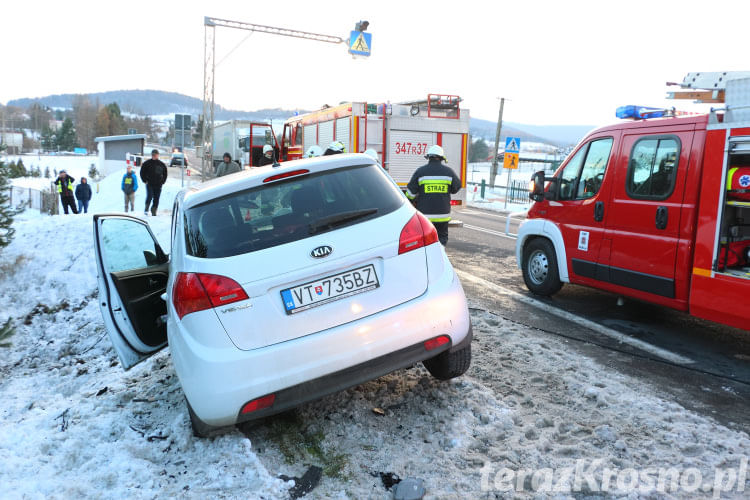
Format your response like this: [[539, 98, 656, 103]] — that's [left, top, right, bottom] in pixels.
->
[[405, 145, 461, 246], [140, 149, 168, 216], [75, 176, 93, 214], [258, 145, 275, 166], [121, 165, 139, 212], [215, 152, 241, 177], [55, 170, 78, 214]]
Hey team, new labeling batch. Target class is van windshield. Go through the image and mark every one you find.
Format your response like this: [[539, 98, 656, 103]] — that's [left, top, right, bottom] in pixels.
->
[[184, 164, 405, 258]]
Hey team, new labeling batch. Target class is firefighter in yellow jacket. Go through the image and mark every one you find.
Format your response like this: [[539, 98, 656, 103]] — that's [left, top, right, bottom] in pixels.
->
[[406, 145, 461, 245], [54, 170, 78, 214]]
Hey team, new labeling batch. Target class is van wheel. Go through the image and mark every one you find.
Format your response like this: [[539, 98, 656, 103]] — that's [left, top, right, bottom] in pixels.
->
[[187, 399, 222, 438], [423, 344, 471, 380], [522, 238, 563, 296]]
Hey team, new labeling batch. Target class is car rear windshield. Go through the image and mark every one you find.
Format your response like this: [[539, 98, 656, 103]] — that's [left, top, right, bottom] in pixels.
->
[[184, 164, 405, 258]]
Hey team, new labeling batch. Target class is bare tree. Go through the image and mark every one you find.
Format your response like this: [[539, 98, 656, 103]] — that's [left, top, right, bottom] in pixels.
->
[[72, 95, 98, 151]]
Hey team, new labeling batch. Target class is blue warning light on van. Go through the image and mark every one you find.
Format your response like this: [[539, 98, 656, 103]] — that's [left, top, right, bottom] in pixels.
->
[[616, 105, 669, 120]]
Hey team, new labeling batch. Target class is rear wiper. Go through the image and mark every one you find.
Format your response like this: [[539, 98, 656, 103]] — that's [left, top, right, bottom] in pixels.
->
[[308, 208, 378, 234]]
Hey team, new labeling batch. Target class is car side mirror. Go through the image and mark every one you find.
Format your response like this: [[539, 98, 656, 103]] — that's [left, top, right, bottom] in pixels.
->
[[144, 244, 168, 266], [544, 177, 560, 201], [530, 171, 546, 202], [143, 250, 158, 266]]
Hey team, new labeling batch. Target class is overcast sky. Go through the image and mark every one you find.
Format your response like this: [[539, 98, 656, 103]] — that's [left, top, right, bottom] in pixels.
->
[[2, 0, 748, 126]]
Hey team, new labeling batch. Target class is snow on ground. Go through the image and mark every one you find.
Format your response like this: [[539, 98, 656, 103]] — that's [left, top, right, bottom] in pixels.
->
[[0, 162, 749, 498], [3, 154, 99, 191]]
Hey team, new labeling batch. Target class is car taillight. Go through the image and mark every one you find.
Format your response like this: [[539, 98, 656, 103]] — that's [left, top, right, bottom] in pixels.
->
[[424, 335, 450, 351], [241, 394, 276, 414], [450, 199, 462, 206], [172, 272, 249, 319], [398, 212, 439, 254]]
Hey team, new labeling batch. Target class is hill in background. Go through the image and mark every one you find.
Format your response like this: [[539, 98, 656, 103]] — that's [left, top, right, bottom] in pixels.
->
[[8, 89, 593, 146]]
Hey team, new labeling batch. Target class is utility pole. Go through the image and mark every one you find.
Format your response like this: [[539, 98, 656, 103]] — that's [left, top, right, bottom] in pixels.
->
[[489, 97, 505, 189]]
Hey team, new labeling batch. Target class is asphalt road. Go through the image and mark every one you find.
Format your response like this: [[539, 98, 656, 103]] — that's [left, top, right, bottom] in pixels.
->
[[447, 206, 750, 434]]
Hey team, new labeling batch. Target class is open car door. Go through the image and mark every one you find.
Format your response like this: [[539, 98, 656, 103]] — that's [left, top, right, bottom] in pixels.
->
[[93, 214, 169, 369]]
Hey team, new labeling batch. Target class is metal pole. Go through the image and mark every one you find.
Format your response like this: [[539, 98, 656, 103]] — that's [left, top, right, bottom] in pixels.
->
[[490, 97, 504, 189], [181, 119, 185, 187], [201, 21, 216, 183], [504, 161, 512, 209]]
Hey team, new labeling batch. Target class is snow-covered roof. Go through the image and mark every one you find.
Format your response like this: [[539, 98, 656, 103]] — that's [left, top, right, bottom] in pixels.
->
[[94, 134, 146, 143]]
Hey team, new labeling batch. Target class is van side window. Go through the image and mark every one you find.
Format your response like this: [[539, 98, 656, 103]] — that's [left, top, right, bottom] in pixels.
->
[[558, 138, 613, 200], [627, 137, 680, 199]]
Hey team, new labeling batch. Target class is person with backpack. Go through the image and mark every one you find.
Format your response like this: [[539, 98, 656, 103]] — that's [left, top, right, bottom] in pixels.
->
[[75, 176, 93, 214], [121, 165, 139, 212]]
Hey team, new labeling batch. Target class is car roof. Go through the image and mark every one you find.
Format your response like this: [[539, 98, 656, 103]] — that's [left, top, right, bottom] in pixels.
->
[[181, 153, 378, 209]]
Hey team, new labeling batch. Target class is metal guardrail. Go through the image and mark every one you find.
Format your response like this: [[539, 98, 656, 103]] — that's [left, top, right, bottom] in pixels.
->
[[467, 179, 530, 205]]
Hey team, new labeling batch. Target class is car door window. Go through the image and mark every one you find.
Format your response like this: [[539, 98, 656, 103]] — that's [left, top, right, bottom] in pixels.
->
[[576, 139, 613, 199], [627, 137, 680, 199], [558, 138, 613, 200], [100, 218, 162, 272]]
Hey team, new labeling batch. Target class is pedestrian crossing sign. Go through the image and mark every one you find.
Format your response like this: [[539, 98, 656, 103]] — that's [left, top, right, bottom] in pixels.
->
[[348, 31, 372, 57], [504, 152, 519, 170], [505, 136, 521, 154]]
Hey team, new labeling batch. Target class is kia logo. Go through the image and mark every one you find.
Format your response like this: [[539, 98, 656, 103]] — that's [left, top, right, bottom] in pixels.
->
[[310, 245, 333, 258]]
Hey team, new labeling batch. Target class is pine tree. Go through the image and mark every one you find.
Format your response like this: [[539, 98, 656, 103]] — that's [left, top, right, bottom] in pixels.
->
[[41, 125, 56, 152], [0, 162, 18, 250], [469, 137, 490, 163], [88, 163, 99, 181], [44, 166, 50, 178], [56, 118, 77, 152], [15, 159, 26, 178]]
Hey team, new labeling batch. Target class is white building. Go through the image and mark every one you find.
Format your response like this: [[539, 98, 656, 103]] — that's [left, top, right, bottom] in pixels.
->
[[95, 134, 146, 176]]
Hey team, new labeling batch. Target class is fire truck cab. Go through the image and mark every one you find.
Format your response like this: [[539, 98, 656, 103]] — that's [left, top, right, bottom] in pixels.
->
[[517, 72, 750, 331], [279, 94, 470, 205]]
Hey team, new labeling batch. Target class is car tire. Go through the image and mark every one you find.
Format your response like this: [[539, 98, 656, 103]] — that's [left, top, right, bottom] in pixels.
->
[[186, 398, 222, 438], [522, 237, 563, 296], [423, 344, 471, 380]]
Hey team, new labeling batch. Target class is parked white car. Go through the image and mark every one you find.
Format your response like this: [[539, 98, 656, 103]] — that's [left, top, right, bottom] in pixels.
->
[[93, 153, 472, 436]]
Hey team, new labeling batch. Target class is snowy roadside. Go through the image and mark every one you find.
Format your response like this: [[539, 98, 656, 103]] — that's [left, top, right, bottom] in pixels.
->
[[1, 167, 749, 499]]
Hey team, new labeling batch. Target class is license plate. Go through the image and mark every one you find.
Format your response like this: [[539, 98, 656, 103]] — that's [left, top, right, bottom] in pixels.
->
[[280, 264, 379, 314]]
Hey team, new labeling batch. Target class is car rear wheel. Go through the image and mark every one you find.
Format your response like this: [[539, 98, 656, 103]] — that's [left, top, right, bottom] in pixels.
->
[[522, 238, 563, 296], [423, 344, 471, 380], [187, 399, 222, 438]]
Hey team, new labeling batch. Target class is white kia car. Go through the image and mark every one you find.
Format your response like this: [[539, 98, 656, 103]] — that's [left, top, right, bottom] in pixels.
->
[[93, 153, 472, 436]]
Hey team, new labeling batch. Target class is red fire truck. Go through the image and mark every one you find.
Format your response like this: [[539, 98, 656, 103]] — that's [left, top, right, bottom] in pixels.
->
[[517, 72, 750, 331], [279, 94, 470, 204]]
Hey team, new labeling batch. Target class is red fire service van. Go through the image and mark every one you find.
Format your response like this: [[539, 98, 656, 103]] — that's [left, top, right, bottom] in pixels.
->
[[517, 72, 750, 331]]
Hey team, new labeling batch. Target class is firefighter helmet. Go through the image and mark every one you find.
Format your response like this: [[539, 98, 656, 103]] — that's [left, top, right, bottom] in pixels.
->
[[304, 145, 323, 158], [323, 141, 346, 155], [426, 145, 447, 162], [262, 144, 274, 155]]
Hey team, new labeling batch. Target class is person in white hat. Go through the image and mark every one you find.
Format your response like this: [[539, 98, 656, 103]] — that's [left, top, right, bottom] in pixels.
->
[[258, 144, 275, 166]]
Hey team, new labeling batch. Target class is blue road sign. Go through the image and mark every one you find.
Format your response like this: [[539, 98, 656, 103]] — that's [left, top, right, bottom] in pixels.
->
[[348, 31, 372, 56], [505, 137, 521, 154]]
